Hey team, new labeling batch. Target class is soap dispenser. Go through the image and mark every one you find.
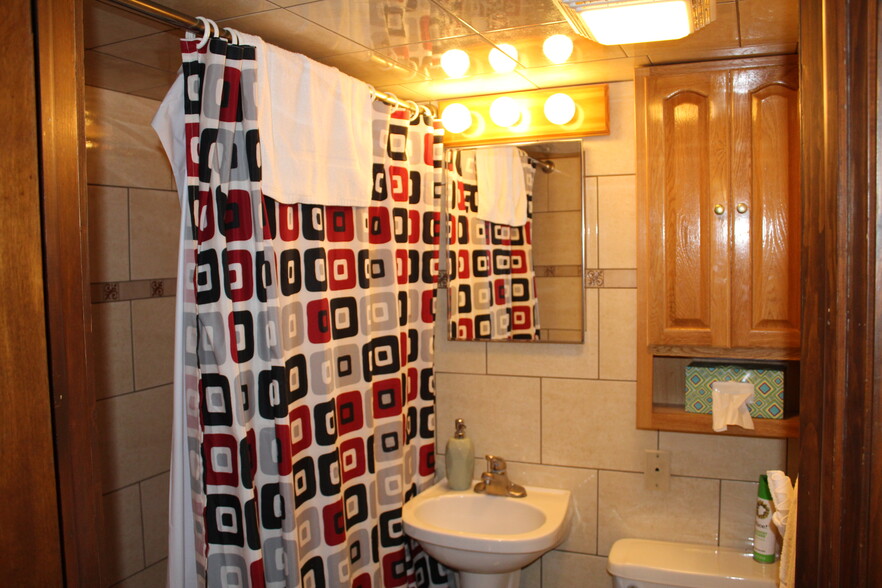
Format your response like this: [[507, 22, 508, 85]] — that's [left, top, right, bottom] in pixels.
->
[[445, 418, 475, 490]]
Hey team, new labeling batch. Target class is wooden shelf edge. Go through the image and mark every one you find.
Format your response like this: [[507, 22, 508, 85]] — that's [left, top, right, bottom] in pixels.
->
[[639, 405, 800, 439]]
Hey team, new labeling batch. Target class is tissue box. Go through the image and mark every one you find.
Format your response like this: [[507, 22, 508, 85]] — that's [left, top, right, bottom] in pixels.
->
[[684, 363, 785, 419]]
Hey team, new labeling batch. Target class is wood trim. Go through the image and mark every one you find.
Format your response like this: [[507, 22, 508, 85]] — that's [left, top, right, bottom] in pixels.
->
[[0, 1, 63, 583], [798, 0, 880, 585], [35, 0, 104, 584]]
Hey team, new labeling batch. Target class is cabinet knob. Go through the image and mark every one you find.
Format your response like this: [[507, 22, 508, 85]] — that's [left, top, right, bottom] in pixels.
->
[[713, 204, 725, 215], [736, 203, 749, 214]]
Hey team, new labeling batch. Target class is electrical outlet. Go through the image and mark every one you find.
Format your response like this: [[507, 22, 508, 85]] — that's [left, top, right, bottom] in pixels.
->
[[645, 449, 671, 491]]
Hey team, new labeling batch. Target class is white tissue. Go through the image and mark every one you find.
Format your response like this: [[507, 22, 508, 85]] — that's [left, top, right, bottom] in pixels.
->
[[711, 381, 755, 432]]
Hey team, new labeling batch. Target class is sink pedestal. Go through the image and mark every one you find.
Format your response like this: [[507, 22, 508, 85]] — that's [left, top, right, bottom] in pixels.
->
[[458, 569, 521, 588]]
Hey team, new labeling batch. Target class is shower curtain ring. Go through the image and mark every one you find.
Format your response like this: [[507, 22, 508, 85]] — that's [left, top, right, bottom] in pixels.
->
[[223, 27, 240, 44], [195, 16, 212, 49], [404, 100, 421, 121]]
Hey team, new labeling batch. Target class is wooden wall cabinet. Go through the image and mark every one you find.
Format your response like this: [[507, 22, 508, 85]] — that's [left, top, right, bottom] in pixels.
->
[[636, 56, 800, 438]]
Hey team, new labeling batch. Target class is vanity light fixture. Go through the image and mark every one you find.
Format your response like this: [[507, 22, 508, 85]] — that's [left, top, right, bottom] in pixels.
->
[[544, 93, 577, 125], [489, 97, 522, 128], [440, 49, 470, 78], [542, 34, 574, 64], [438, 84, 608, 147], [551, 0, 716, 45], [488, 44, 519, 73], [441, 103, 473, 134]]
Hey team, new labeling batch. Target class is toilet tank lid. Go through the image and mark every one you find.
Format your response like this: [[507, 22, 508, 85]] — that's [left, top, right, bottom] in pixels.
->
[[607, 539, 778, 588]]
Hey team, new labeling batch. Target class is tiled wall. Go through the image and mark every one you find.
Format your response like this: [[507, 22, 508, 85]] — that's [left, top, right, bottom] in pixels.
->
[[433, 81, 794, 587], [87, 85, 177, 587]]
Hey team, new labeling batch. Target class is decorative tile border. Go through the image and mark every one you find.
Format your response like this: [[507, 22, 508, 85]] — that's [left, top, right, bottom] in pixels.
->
[[91, 279, 177, 304], [585, 269, 605, 287], [437, 268, 636, 290]]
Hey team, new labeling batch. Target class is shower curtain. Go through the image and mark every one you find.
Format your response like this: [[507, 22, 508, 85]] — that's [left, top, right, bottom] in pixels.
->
[[445, 148, 540, 340], [169, 35, 449, 587]]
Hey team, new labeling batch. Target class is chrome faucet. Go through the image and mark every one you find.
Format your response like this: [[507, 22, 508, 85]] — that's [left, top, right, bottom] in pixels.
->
[[473, 455, 527, 498]]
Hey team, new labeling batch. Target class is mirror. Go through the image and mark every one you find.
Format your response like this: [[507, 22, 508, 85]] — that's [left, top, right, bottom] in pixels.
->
[[444, 140, 584, 343]]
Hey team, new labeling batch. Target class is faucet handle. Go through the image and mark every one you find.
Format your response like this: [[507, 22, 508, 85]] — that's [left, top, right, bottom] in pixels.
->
[[485, 454, 506, 474]]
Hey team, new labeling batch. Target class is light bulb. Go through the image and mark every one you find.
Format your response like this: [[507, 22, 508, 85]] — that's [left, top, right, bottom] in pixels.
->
[[543, 34, 574, 64], [441, 103, 472, 134], [544, 93, 576, 125], [440, 49, 470, 78], [488, 43, 518, 73], [489, 96, 521, 128]]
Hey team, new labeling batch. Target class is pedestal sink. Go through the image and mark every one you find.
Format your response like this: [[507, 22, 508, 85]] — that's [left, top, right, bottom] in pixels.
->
[[402, 481, 572, 588]]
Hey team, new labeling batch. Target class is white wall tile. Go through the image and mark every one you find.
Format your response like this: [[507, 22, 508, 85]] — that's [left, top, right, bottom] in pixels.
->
[[533, 211, 583, 266], [85, 86, 174, 191], [660, 432, 787, 482], [598, 471, 720, 555], [88, 185, 130, 282], [582, 82, 636, 177], [598, 175, 637, 269], [140, 472, 170, 566], [97, 385, 173, 492], [720, 480, 760, 551], [598, 289, 636, 381], [92, 301, 134, 399], [102, 485, 144, 584], [541, 551, 612, 588], [486, 329, 596, 379], [131, 296, 176, 390], [534, 277, 583, 331], [435, 373, 541, 463], [112, 559, 167, 588], [129, 188, 180, 280], [546, 156, 583, 212], [542, 379, 657, 472]]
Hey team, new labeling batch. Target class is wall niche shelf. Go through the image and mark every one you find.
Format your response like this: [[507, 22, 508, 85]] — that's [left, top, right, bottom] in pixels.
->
[[637, 351, 800, 439]]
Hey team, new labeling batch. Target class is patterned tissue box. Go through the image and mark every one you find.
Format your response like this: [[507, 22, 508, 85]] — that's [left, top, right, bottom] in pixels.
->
[[684, 363, 786, 419]]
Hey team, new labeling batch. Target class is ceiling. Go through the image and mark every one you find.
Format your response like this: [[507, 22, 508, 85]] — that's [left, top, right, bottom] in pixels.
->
[[83, 0, 798, 103]]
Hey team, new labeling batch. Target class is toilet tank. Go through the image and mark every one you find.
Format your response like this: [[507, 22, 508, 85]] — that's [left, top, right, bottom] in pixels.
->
[[607, 539, 779, 588]]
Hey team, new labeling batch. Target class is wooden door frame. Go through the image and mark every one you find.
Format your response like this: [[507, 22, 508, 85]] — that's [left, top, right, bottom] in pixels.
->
[[18, 0, 882, 585], [35, 0, 104, 584], [798, 0, 881, 585]]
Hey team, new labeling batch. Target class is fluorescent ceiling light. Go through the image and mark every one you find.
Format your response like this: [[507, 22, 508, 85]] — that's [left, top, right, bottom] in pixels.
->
[[552, 0, 716, 45]]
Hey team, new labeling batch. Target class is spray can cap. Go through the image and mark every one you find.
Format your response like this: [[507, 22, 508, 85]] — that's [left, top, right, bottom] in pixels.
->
[[758, 474, 772, 499], [454, 418, 467, 439]]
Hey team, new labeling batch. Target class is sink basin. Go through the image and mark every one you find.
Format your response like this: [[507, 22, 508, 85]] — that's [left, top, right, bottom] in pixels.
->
[[402, 481, 572, 588]]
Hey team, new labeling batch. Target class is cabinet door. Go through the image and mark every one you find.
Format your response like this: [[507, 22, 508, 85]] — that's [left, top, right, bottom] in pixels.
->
[[730, 64, 800, 349], [642, 70, 731, 347]]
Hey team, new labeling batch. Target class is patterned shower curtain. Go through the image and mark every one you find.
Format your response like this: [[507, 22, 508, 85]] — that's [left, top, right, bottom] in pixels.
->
[[445, 148, 540, 340], [177, 36, 449, 587]]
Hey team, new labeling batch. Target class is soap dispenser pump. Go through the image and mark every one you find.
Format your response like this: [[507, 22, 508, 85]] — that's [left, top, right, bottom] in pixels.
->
[[446, 418, 475, 491]]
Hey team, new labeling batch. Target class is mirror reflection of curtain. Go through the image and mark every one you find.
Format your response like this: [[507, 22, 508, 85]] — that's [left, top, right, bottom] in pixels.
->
[[446, 148, 540, 341]]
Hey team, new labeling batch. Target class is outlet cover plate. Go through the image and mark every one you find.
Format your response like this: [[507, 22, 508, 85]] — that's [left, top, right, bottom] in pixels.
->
[[645, 449, 671, 491]]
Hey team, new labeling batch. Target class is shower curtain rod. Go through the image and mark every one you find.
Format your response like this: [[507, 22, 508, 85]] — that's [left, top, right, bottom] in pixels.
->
[[100, 0, 433, 117]]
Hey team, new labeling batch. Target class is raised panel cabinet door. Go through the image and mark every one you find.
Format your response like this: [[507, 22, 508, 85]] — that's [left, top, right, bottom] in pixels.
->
[[730, 61, 801, 349], [641, 69, 731, 347]]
